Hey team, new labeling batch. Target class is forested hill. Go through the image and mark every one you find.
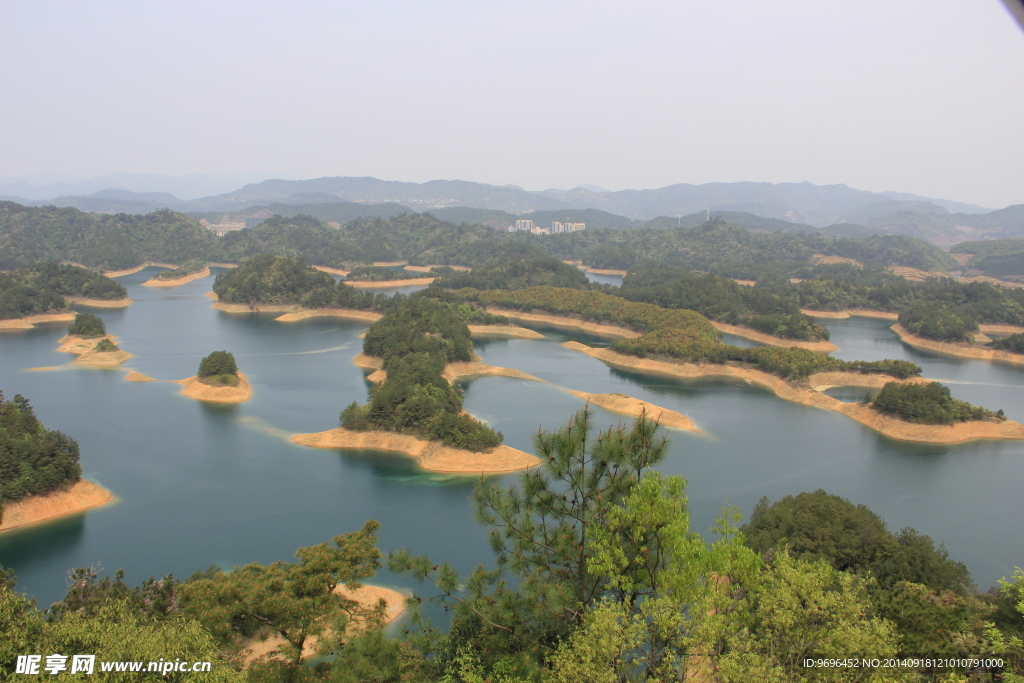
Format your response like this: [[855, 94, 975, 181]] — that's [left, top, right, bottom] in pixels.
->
[[1, 201, 958, 277], [0, 263, 126, 320], [0, 202, 218, 270]]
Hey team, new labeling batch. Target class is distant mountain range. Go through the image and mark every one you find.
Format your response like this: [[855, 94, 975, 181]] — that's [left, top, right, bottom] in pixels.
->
[[2, 174, 1021, 246]]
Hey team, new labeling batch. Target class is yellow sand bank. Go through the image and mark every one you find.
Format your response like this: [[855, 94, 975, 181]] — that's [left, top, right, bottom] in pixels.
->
[[177, 373, 252, 403], [800, 308, 900, 321], [891, 324, 1024, 366], [313, 265, 350, 276], [0, 311, 76, 330], [710, 321, 837, 352], [347, 277, 435, 288], [124, 370, 158, 382], [979, 323, 1024, 335], [443, 361, 543, 383], [584, 268, 628, 276], [142, 266, 211, 287], [404, 264, 470, 272], [467, 324, 544, 339], [561, 341, 1024, 444], [65, 296, 133, 308], [291, 428, 540, 473], [58, 334, 133, 366], [485, 308, 641, 339], [566, 390, 698, 431], [372, 261, 408, 267], [0, 480, 114, 533], [275, 308, 383, 323]]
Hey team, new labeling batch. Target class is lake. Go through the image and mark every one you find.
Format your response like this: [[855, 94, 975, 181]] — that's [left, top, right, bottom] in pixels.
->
[[2, 267, 1023, 608]]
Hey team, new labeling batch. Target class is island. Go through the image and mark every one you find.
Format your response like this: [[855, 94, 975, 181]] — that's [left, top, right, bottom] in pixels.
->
[[294, 296, 540, 472], [0, 262, 130, 329], [0, 391, 113, 533], [142, 259, 210, 287], [58, 312, 133, 366], [177, 350, 252, 403], [343, 265, 435, 288]]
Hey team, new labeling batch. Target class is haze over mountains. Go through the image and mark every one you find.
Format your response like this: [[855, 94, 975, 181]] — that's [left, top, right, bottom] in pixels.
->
[[2, 174, 1021, 246]]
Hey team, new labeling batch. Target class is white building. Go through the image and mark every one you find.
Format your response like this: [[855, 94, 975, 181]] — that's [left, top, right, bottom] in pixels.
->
[[551, 221, 586, 234], [515, 219, 536, 232]]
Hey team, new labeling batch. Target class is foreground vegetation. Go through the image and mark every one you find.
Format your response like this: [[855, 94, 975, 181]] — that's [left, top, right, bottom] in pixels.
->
[[2, 410, 1022, 681], [340, 296, 504, 451], [0, 262, 125, 320], [0, 392, 82, 520]]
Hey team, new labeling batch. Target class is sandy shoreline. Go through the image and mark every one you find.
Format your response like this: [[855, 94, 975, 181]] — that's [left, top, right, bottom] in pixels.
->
[[0, 480, 114, 533], [142, 266, 211, 287], [58, 334, 133, 366], [213, 301, 296, 313], [567, 390, 698, 431], [561, 341, 1024, 444], [103, 262, 178, 278], [125, 370, 158, 382], [0, 311, 76, 330], [466, 324, 544, 339], [275, 308, 383, 323], [485, 308, 642, 339], [891, 323, 1024, 366], [313, 265, 350, 276], [353, 353, 541, 385], [65, 296, 133, 308], [404, 264, 470, 272], [176, 373, 252, 403], [347, 277, 435, 288], [291, 428, 540, 473], [710, 321, 837, 352]]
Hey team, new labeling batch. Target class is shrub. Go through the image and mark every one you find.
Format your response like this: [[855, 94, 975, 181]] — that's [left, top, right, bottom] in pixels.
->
[[991, 333, 1024, 354], [872, 381, 995, 424], [197, 351, 239, 385], [93, 338, 118, 352]]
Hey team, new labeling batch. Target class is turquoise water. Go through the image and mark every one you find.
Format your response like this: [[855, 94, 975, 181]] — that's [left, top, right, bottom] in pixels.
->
[[1, 268, 1023, 609]]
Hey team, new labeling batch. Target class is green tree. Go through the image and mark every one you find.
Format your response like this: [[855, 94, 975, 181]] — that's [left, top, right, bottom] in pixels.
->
[[180, 521, 382, 677], [197, 351, 239, 385], [67, 312, 106, 338]]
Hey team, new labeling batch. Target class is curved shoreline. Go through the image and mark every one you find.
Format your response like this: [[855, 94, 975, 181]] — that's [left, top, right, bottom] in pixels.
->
[[560, 341, 1024, 444], [347, 277, 435, 288], [312, 265, 350, 276], [710, 321, 837, 352], [290, 428, 540, 473], [353, 353, 543, 385], [566, 390, 698, 432], [103, 262, 177, 278], [176, 373, 252, 403], [0, 480, 114, 533], [404, 264, 470, 272], [58, 334, 133, 366], [142, 266, 211, 287], [891, 323, 1024, 366], [66, 296, 133, 308], [485, 308, 642, 339], [466, 324, 544, 339], [0, 311, 76, 331]]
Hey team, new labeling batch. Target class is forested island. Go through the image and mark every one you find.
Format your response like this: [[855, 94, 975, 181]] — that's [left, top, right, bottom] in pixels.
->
[[0, 263, 127, 324], [0, 391, 111, 532], [58, 312, 132, 366], [178, 351, 251, 403], [4, 411, 1022, 680]]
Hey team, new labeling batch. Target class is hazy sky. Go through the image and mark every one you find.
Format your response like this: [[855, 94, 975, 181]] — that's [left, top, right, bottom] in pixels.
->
[[3, 1, 1022, 208]]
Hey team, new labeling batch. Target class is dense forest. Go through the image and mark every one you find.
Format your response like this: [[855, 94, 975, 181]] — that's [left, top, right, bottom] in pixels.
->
[[431, 256, 590, 291], [3, 411, 1021, 681], [341, 296, 504, 451], [872, 381, 1003, 424], [951, 238, 1024, 280], [0, 392, 82, 517], [67, 312, 106, 338], [211, 255, 387, 312], [197, 351, 240, 387], [0, 262, 126, 320], [344, 265, 422, 282]]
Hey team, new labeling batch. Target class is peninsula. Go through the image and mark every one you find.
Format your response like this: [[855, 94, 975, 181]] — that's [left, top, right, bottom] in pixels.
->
[[0, 480, 113, 533], [891, 323, 1024, 366], [58, 312, 132, 366], [561, 341, 1023, 444], [142, 260, 210, 287], [566, 390, 699, 432]]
